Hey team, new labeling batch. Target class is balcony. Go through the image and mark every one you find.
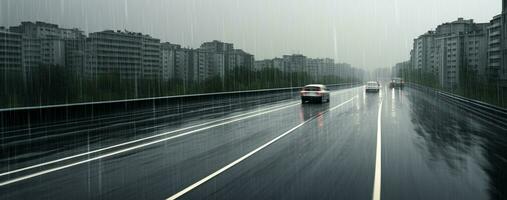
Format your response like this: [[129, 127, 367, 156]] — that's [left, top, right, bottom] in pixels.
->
[[489, 55, 501, 59], [490, 31, 501, 37], [489, 47, 501, 52], [489, 62, 501, 67], [489, 39, 501, 45]]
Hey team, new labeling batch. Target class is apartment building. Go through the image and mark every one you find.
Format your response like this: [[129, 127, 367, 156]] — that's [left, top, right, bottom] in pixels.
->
[[283, 54, 307, 73], [85, 30, 160, 79], [174, 48, 193, 83], [254, 59, 273, 71], [410, 18, 489, 89], [200, 40, 252, 73], [0, 27, 23, 72], [141, 36, 162, 79], [488, 15, 502, 80], [9, 21, 85, 73], [161, 42, 180, 80]]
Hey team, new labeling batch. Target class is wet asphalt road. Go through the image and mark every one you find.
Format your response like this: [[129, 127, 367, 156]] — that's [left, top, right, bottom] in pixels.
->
[[1, 85, 506, 200]]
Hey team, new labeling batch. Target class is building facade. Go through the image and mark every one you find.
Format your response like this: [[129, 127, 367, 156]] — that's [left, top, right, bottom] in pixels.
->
[[392, 61, 411, 78], [4, 21, 256, 85], [410, 18, 489, 89], [200, 40, 233, 52], [254, 59, 273, 71], [224, 49, 253, 71], [161, 42, 180, 80], [489, 15, 503, 80], [85, 30, 160, 79], [489, 1, 507, 90], [283, 54, 307, 73], [197, 40, 251, 79], [174, 48, 193, 83], [253, 55, 360, 81], [65, 38, 87, 75], [9, 21, 85, 74], [141, 36, 162, 79], [0, 27, 23, 72]]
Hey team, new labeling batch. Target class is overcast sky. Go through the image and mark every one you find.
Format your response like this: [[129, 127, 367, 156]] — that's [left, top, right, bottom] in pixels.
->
[[0, 0, 501, 69]]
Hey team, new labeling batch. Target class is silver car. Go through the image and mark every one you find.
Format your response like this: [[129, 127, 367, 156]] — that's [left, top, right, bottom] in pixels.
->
[[365, 81, 380, 92], [300, 84, 330, 103]]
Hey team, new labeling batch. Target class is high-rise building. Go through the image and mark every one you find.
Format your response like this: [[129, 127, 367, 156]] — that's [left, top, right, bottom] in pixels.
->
[[200, 40, 252, 73], [502, 1, 507, 86], [257, 55, 345, 78], [0, 27, 23, 72], [189, 49, 226, 83], [392, 61, 411, 78], [226, 49, 253, 71], [141, 36, 162, 79], [254, 59, 273, 71], [464, 24, 489, 77], [410, 18, 489, 89], [191, 50, 209, 83], [200, 40, 233, 52], [161, 42, 180, 80], [208, 52, 225, 78], [65, 38, 87, 75], [488, 15, 502, 80], [174, 48, 193, 83], [283, 54, 307, 73], [10, 21, 84, 40], [306, 58, 335, 78], [412, 32, 436, 71], [487, 0, 507, 94], [9, 21, 85, 73], [320, 58, 336, 77], [85, 30, 160, 79], [272, 58, 285, 72]]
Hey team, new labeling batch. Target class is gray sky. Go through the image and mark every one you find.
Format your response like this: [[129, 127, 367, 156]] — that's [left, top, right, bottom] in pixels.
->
[[0, 0, 501, 69]]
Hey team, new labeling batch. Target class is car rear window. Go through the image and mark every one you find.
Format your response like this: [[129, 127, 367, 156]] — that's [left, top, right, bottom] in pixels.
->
[[304, 86, 321, 91], [367, 82, 377, 86]]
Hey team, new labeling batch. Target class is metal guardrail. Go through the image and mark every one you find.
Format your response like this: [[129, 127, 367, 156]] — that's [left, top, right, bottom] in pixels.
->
[[407, 83, 507, 128], [0, 83, 360, 127], [0, 83, 355, 112]]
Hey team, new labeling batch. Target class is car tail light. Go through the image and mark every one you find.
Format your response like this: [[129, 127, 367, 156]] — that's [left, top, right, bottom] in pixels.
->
[[300, 91, 306, 96]]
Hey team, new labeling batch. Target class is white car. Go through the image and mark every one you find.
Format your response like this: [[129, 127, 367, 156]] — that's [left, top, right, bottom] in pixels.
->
[[300, 84, 330, 103], [365, 81, 380, 92]]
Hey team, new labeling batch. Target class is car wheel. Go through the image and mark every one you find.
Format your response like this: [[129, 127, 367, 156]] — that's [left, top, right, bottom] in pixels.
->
[[301, 99, 306, 104]]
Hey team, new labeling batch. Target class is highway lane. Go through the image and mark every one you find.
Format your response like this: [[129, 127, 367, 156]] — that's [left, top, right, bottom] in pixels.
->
[[1, 85, 507, 200], [0, 88, 323, 172], [180, 88, 379, 200], [170, 86, 507, 200], [0, 86, 359, 199], [381, 87, 507, 200]]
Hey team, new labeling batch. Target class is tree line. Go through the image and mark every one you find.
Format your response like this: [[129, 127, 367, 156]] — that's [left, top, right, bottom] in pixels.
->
[[396, 67, 507, 108], [0, 66, 360, 108]]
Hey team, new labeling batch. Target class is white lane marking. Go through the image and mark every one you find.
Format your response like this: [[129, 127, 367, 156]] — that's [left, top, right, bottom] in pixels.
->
[[0, 101, 301, 178], [0, 102, 303, 186], [166, 96, 357, 200], [373, 99, 383, 200], [1, 87, 358, 178]]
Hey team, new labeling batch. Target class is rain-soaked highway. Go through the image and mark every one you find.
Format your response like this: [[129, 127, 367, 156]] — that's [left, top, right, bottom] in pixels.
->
[[1, 84, 506, 200]]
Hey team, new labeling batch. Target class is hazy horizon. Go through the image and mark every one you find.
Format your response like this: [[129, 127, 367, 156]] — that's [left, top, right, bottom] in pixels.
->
[[0, 0, 501, 69]]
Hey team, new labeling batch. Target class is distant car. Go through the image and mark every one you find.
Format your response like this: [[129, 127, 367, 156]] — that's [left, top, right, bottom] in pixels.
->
[[300, 84, 330, 103], [389, 78, 404, 88], [366, 81, 380, 92]]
